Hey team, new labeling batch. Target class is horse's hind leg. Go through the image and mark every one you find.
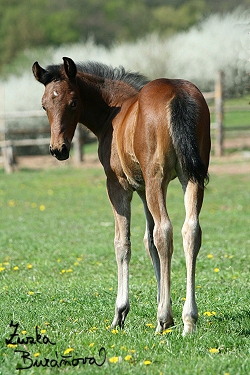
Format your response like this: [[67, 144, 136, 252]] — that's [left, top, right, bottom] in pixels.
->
[[181, 180, 204, 335], [144, 179, 174, 332]]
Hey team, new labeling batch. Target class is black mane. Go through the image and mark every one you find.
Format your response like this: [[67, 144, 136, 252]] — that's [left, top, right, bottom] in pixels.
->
[[42, 61, 149, 91], [77, 62, 149, 91]]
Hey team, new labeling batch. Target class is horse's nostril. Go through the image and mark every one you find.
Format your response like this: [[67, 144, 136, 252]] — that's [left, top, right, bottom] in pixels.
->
[[49, 145, 55, 156]]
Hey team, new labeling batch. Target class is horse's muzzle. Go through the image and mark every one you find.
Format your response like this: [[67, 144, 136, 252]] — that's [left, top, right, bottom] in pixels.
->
[[50, 143, 69, 160]]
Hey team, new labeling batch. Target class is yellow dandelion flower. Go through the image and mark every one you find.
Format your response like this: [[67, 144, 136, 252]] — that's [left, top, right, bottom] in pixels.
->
[[196, 285, 202, 288], [125, 355, 132, 361], [27, 264, 32, 269], [8, 200, 15, 207], [143, 360, 152, 365], [214, 268, 220, 273], [13, 266, 19, 271], [209, 348, 219, 354], [106, 325, 111, 330], [40, 329, 46, 334], [110, 344, 115, 348], [39, 205, 45, 211], [111, 329, 118, 334], [145, 323, 155, 328], [28, 291, 34, 295], [66, 269, 73, 273], [207, 254, 213, 259], [45, 322, 50, 326], [64, 348, 74, 355], [21, 330, 27, 335], [129, 349, 135, 353], [89, 342, 95, 347], [162, 329, 172, 334], [0, 267, 5, 272], [61, 269, 66, 274], [3, 262, 9, 266], [109, 356, 119, 363], [182, 297, 186, 301], [109, 287, 113, 291], [74, 262, 79, 266], [34, 352, 40, 357]]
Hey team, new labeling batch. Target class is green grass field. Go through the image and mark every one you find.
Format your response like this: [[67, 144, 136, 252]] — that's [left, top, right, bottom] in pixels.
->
[[0, 161, 250, 374]]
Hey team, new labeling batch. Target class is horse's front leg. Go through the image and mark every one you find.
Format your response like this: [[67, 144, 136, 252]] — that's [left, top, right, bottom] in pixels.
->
[[107, 179, 133, 329]]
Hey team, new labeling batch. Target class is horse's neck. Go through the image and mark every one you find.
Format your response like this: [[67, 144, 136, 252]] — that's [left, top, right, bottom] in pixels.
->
[[101, 79, 139, 107], [77, 74, 137, 136]]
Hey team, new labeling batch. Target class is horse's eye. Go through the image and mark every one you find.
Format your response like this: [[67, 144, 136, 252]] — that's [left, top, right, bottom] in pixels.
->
[[42, 105, 46, 111], [70, 100, 77, 108]]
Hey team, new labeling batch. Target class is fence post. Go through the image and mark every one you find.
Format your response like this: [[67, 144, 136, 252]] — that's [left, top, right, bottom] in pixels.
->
[[214, 71, 224, 157]]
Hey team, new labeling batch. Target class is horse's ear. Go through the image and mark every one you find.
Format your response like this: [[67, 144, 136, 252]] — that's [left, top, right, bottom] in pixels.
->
[[32, 62, 47, 84], [63, 57, 77, 80]]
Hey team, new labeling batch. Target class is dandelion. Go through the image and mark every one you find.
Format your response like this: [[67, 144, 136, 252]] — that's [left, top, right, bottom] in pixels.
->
[[61, 269, 66, 274], [45, 322, 50, 326], [21, 330, 27, 335], [111, 329, 119, 334], [8, 200, 15, 207], [209, 348, 219, 354], [162, 329, 172, 334], [64, 348, 74, 355], [214, 268, 220, 273], [204, 311, 216, 317], [74, 262, 79, 266], [124, 355, 132, 361], [143, 360, 152, 365], [28, 291, 34, 295], [34, 352, 40, 357], [109, 356, 119, 363], [3, 261, 9, 266], [13, 266, 19, 271], [207, 254, 213, 259], [0, 267, 5, 272], [40, 329, 46, 334], [89, 342, 95, 347], [145, 323, 155, 328], [66, 269, 73, 273], [39, 205, 45, 211], [27, 264, 33, 269]]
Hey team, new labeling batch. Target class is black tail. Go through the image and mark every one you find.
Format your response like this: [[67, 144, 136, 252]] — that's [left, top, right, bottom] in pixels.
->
[[170, 92, 209, 189]]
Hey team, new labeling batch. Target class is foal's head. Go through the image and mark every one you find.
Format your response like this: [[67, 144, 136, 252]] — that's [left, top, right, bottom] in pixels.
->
[[32, 57, 80, 160]]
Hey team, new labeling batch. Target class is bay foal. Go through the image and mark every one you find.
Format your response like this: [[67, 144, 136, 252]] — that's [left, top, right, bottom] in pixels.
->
[[33, 57, 210, 335]]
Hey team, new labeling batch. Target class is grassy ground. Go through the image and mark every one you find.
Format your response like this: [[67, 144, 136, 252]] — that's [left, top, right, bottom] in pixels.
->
[[0, 160, 250, 374]]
